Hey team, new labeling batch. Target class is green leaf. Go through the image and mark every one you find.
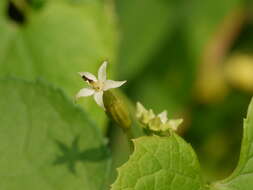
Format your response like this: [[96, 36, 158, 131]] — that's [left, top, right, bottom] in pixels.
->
[[211, 98, 253, 190], [0, 0, 118, 128], [111, 134, 205, 190], [0, 78, 110, 190]]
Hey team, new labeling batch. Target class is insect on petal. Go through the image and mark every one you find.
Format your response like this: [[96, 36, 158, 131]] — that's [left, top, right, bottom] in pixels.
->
[[78, 72, 97, 82]]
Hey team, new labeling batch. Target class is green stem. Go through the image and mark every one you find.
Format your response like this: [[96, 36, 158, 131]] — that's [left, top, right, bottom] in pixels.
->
[[103, 90, 133, 151], [124, 128, 134, 152]]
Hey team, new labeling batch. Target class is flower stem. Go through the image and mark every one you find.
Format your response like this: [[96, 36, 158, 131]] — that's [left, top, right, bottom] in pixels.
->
[[103, 90, 134, 151]]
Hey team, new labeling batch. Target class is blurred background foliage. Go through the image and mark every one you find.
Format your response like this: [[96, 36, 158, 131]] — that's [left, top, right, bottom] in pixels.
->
[[1, 0, 253, 187], [113, 0, 253, 183]]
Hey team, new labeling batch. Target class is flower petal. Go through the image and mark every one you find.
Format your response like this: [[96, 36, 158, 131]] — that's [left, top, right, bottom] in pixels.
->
[[103, 80, 127, 91], [98, 61, 107, 82], [93, 91, 104, 109], [76, 88, 95, 99], [78, 72, 97, 82], [148, 117, 162, 131], [136, 102, 147, 118], [168, 118, 183, 131], [158, 111, 168, 123]]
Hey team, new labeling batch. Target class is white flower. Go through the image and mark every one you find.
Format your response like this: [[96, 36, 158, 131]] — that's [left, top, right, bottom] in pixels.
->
[[76, 61, 126, 109], [157, 111, 168, 124], [136, 102, 183, 132], [136, 102, 155, 125], [156, 111, 183, 131]]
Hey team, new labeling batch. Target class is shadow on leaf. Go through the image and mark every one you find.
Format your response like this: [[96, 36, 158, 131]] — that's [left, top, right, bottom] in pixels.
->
[[53, 136, 109, 174]]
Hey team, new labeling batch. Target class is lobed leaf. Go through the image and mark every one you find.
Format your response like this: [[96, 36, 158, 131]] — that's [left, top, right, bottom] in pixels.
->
[[0, 79, 110, 190], [111, 134, 205, 190]]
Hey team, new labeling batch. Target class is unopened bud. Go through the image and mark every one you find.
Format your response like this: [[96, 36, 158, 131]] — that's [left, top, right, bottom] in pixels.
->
[[103, 90, 132, 131]]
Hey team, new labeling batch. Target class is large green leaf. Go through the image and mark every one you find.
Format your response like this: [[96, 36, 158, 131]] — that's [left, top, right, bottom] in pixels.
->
[[0, 0, 118, 128], [0, 79, 110, 190], [211, 98, 253, 190], [111, 134, 205, 190]]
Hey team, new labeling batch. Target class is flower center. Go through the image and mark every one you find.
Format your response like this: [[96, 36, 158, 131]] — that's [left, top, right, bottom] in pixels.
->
[[90, 81, 103, 91]]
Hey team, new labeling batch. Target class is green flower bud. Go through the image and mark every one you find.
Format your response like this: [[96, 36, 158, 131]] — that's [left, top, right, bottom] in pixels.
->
[[103, 90, 132, 131], [136, 102, 183, 136]]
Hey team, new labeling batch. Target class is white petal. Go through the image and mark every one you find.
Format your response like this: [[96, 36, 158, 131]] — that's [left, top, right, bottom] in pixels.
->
[[78, 72, 97, 82], [103, 80, 127, 91], [76, 88, 95, 99], [98, 61, 107, 82], [158, 111, 168, 123], [93, 91, 105, 109], [148, 117, 162, 131], [136, 102, 146, 118], [168, 119, 183, 131], [143, 109, 155, 125]]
